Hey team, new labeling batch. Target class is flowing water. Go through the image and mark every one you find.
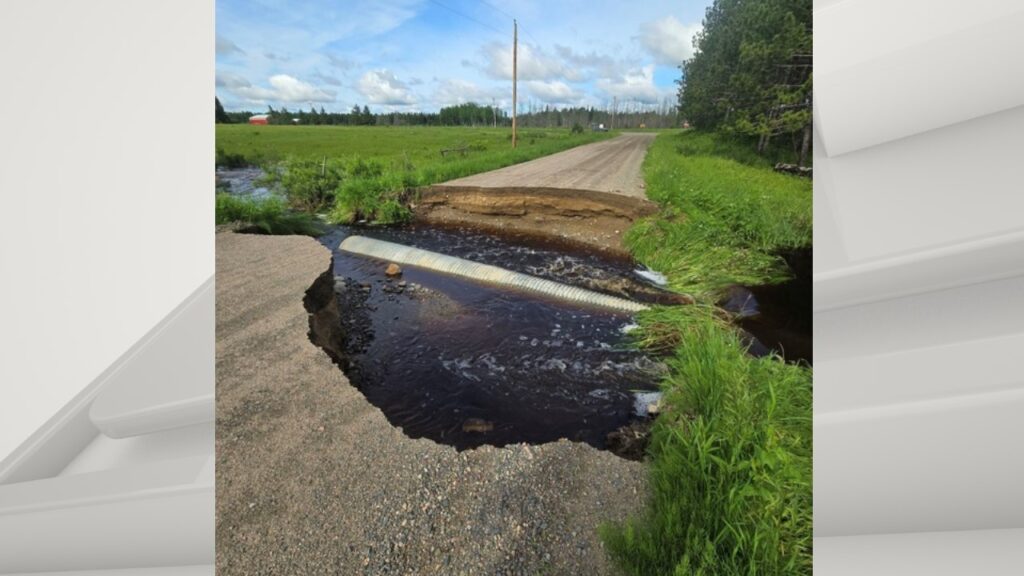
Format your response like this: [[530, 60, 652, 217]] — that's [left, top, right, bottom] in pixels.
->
[[308, 224, 810, 453], [312, 224, 670, 451]]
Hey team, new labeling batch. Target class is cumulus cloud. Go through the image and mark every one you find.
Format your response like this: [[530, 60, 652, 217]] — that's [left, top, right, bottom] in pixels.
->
[[637, 16, 701, 66], [357, 69, 416, 106], [526, 81, 584, 105], [217, 73, 336, 104], [475, 42, 580, 82], [216, 35, 244, 56], [596, 65, 667, 104]]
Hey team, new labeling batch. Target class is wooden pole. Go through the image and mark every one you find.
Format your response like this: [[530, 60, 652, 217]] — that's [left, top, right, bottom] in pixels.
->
[[512, 19, 518, 148]]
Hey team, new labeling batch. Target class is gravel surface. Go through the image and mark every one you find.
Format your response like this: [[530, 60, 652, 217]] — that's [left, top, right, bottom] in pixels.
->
[[436, 133, 656, 198], [217, 231, 647, 575]]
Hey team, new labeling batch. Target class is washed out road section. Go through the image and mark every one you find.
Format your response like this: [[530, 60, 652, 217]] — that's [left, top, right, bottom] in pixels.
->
[[216, 231, 646, 575]]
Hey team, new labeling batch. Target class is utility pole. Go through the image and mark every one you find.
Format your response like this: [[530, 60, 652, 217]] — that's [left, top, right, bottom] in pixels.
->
[[512, 19, 518, 148]]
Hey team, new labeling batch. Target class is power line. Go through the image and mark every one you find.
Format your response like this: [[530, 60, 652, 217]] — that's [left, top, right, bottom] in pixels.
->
[[426, 0, 505, 35], [477, 0, 515, 21]]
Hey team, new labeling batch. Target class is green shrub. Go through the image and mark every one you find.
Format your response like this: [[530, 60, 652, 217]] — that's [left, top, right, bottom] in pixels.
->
[[571, 122, 585, 134], [215, 193, 324, 236], [215, 147, 249, 168], [274, 157, 347, 213]]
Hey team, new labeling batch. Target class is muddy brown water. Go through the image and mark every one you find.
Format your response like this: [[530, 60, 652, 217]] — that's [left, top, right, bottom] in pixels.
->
[[307, 224, 810, 454]]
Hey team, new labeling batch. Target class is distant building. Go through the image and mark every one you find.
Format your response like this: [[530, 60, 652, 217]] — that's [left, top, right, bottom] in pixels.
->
[[249, 114, 269, 125]]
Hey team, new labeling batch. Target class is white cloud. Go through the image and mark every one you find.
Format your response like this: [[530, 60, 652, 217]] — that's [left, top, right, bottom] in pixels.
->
[[526, 81, 584, 105], [217, 73, 336, 104], [357, 69, 416, 106], [596, 65, 667, 104], [637, 16, 701, 66], [476, 42, 580, 82]]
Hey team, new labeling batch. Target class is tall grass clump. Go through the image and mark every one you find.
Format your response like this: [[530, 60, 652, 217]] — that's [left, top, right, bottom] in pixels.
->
[[603, 130, 812, 575], [262, 157, 347, 213], [602, 307, 811, 575], [625, 131, 812, 300], [215, 193, 324, 236]]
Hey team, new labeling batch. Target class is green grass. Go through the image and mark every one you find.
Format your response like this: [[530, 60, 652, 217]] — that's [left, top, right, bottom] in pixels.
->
[[626, 131, 812, 300], [215, 193, 325, 236], [216, 125, 614, 223], [602, 130, 812, 576]]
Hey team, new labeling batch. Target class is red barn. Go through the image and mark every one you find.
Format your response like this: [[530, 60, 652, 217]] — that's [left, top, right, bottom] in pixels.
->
[[248, 114, 269, 125]]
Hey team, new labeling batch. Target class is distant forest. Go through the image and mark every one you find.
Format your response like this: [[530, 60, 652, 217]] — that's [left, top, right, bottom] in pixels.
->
[[216, 98, 681, 129]]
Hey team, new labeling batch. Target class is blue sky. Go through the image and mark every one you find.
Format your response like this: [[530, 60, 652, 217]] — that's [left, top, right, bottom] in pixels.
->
[[216, 0, 712, 113]]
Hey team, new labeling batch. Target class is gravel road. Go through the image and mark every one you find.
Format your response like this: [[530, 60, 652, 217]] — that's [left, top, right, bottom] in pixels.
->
[[437, 133, 656, 198], [216, 231, 647, 575]]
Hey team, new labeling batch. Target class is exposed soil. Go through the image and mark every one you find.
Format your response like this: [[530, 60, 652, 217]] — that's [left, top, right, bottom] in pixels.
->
[[415, 186, 658, 257], [417, 133, 659, 255], [216, 231, 647, 575]]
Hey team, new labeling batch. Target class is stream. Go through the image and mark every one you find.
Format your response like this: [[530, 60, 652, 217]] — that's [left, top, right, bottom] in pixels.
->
[[218, 165, 811, 454], [312, 224, 668, 452]]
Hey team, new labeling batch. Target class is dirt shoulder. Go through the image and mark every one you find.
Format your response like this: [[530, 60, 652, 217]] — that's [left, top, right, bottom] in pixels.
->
[[216, 231, 646, 575]]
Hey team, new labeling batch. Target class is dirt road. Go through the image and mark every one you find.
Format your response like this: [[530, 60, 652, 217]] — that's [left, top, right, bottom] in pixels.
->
[[216, 231, 646, 575], [436, 133, 656, 198]]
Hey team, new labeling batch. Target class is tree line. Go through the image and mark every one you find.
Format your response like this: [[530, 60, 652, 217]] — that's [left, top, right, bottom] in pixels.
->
[[216, 98, 679, 129], [679, 0, 812, 164]]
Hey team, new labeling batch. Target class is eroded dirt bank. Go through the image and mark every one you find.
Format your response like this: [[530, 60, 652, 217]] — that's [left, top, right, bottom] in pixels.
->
[[415, 185, 658, 257], [216, 231, 647, 575]]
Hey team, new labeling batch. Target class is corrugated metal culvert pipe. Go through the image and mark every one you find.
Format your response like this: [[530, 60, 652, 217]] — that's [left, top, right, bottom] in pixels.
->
[[339, 235, 650, 313]]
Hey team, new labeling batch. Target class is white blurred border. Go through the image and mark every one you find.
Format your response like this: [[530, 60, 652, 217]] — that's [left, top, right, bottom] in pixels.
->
[[0, 1, 213, 460]]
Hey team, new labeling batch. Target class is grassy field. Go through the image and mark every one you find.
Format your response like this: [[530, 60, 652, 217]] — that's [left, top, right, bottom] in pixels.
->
[[216, 125, 611, 165], [215, 125, 613, 225], [602, 131, 813, 575]]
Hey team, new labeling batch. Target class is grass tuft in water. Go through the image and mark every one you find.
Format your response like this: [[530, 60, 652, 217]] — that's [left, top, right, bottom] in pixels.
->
[[215, 193, 325, 236]]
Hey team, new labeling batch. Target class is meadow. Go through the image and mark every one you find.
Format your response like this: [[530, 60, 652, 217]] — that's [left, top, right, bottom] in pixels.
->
[[602, 131, 813, 576], [215, 125, 613, 225]]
